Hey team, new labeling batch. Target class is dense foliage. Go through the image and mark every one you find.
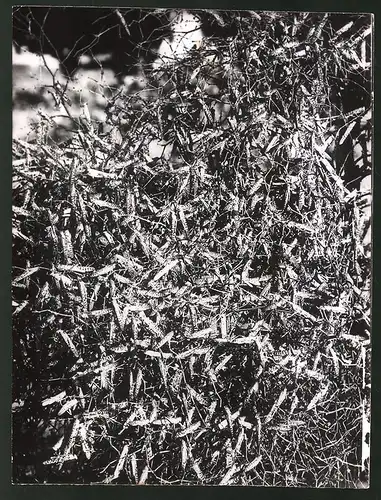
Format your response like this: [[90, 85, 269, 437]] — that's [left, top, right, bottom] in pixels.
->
[[12, 10, 371, 486]]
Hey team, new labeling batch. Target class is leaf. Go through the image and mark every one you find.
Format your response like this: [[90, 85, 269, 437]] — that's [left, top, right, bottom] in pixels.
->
[[139, 311, 163, 337], [113, 444, 129, 479], [264, 388, 288, 424], [43, 453, 77, 465], [335, 21, 354, 37], [57, 265, 95, 274], [92, 264, 116, 277], [220, 313, 228, 338], [60, 230, 74, 263], [52, 435, 65, 452], [181, 439, 188, 470], [177, 421, 201, 438], [219, 464, 238, 485], [245, 455, 262, 472], [152, 259, 179, 282], [152, 417, 182, 426], [13, 266, 40, 283], [192, 461, 204, 482], [87, 168, 117, 179], [218, 409, 240, 430], [92, 199, 124, 211], [115, 9, 131, 35], [145, 350, 172, 359], [307, 383, 330, 411], [42, 391, 66, 407], [138, 466, 149, 485], [58, 398, 78, 416], [12, 228, 33, 243], [130, 453, 138, 483], [339, 121, 357, 145], [59, 330, 80, 358], [291, 303, 318, 322], [265, 134, 280, 153], [157, 331, 174, 349], [214, 354, 233, 373]]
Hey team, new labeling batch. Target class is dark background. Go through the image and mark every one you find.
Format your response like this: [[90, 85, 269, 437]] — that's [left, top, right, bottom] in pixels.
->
[[3, 0, 379, 499], [12, 6, 173, 79]]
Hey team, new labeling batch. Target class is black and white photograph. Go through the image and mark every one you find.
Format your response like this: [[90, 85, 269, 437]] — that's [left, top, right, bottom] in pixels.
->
[[12, 6, 372, 487]]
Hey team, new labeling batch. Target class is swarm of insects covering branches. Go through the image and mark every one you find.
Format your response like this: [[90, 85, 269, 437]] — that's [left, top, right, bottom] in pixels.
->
[[12, 10, 371, 486]]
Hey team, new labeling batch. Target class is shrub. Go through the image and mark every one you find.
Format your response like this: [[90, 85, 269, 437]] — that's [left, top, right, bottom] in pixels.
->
[[12, 9, 371, 486]]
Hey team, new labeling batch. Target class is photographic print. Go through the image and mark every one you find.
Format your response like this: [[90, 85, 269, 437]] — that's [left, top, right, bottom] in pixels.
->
[[12, 6, 372, 487]]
